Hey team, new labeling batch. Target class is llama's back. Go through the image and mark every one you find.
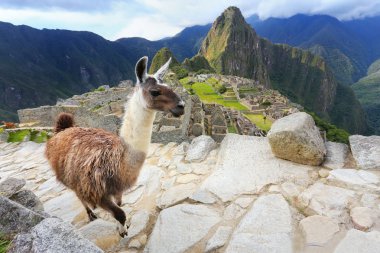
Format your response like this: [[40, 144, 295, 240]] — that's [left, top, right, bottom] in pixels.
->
[[46, 127, 131, 205]]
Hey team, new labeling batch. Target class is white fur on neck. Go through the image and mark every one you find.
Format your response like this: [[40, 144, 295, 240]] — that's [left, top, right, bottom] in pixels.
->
[[119, 88, 156, 154]]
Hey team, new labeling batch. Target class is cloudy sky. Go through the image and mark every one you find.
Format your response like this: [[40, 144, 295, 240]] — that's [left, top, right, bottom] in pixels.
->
[[1, 0, 380, 41]]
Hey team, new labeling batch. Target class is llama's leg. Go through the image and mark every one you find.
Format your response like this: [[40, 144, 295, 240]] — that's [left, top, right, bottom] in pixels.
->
[[115, 192, 123, 207], [100, 196, 127, 237], [80, 200, 97, 221]]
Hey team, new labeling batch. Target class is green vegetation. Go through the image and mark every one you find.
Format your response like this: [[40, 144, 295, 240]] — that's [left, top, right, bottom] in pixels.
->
[[180, 78, 248, 111], [352, 58, 380, 134], [7, 129, 50, 143], [93, 86, 106, 92], [7, 129, 30, 142], [0, 238, 10, 253], [228, 124, 237, 133], [243, 114, 272, 131], [308, 112, 350, 144], [30, 130, 49, 143], [0, 127, 3, 134], [182, 55, 215, 73], [260, 101, 272, 107], [149, 47, 180, 74], [92, 104, 102, 111]]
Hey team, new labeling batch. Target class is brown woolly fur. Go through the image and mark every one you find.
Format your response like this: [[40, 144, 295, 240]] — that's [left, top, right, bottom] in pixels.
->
[[54, 113, 74, 133], [45, 126, 146, 231]]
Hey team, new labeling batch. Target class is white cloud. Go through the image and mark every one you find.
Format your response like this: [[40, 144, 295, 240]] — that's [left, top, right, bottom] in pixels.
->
[[0, 0, 379, 40]]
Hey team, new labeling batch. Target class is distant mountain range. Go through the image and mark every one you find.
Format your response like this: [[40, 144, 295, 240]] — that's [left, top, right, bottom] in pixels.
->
[[0, 7, 378, 134], [249, 14, 380, 85], [0, 21, 135, 121]]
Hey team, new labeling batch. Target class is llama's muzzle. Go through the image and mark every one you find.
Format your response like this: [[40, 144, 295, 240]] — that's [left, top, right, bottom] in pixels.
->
[[170, 100, 185, 117]]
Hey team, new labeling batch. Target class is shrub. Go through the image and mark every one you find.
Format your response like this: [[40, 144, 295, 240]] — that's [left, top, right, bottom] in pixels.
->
[[308, 111, 350, 144], [218, 85, 227, 94], [172, 66, 189, 79], [261, 101, 272, 107]]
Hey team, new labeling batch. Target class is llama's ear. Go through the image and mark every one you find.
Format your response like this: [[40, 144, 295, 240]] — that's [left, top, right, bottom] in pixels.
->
[[154, 57, 171, 81], [135, 56, 148, 84]]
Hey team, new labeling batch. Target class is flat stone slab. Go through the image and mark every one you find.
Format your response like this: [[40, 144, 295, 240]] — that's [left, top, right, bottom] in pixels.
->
[[349, 135, 380, 170], [300, 215, 339, 246], [144, 204, 221, 253], [323, 141, 349, 170], [225, 194, 292, 253], [334, 229, 380, 253], [298, 182, 356, 223], [327, 169, 379, 192], [201, 134, 312, 202]]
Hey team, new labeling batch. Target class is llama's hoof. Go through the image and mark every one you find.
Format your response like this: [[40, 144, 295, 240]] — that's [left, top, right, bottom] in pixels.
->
[[89, 212, 98, 221], [119, 231, 128, 238], [117, 224, 128, 237]]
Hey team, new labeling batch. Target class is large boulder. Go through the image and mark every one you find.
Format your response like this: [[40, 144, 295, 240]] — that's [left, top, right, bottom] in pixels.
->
[[0, 196, 46, 239], [185, 135, 216, 162], [349, 135, 380, 170], [8, 218, 102, 253], [267, 112, 326, 166]]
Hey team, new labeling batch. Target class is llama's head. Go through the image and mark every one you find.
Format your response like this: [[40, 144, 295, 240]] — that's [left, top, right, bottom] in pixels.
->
[[134, 56, 185, 117]]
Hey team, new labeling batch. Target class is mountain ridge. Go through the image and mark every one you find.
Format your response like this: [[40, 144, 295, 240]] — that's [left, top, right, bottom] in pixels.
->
[[198, 7, 368, 134]]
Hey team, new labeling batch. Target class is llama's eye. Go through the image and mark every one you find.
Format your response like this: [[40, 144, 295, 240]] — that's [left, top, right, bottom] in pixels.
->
[[150, 90, 160, 97]]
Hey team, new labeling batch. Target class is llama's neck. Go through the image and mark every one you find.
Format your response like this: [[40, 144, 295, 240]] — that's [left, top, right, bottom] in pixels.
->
[[119, 90, 156, 155]]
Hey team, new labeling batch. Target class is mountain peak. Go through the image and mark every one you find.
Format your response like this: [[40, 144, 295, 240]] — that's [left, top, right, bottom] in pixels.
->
[[199, 7, 268, 85], [215, 6, 247, 29]]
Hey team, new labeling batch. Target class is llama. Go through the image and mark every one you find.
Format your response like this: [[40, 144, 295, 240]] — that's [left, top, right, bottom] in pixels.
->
[[45, 56, 184, 236]]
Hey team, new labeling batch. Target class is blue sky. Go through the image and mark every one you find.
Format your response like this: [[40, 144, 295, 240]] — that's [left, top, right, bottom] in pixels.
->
[[1, 0, 379, 41]]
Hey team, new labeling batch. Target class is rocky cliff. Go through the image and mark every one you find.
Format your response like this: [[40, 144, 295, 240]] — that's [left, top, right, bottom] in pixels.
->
[[199, 7, 368, 134]]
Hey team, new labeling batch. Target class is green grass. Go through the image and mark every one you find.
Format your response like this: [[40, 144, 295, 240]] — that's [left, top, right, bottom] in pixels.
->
[[7, 129, 30, 142], [93, 86, 106, 92], [180, 78, 248, 111], [30, 130, 49, 143], [7, 129, 50, 143], [243, 114, 272, 131], [0, 238, 10, 253], [228, 125, 237, 133], [0, 127, 3, 134]]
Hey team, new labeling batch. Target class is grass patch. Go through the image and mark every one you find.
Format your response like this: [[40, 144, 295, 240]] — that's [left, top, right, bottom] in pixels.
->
[[244, 114, 272, 131], [93, 86, 106, 92], [228, 125, 237, 133], [30, 130, 49, 143], [0, 238, 10, 253], [7, 129, 30, 142], [7, 129, 50, 143], [0, 127, 3, 134], [92, 104, 102, 111], [180, 78, 248, 111]]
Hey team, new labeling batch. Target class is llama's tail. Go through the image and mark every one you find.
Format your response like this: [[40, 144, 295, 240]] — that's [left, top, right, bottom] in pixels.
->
[[54, 113, 74, 133]]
